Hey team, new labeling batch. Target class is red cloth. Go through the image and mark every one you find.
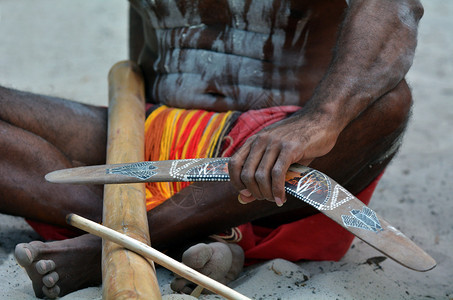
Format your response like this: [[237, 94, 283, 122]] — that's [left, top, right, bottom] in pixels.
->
[[26, 219, 80, 241], [236, 173, 382, 265], [221, 105, 301, 157], [28, 105, 384, 266]]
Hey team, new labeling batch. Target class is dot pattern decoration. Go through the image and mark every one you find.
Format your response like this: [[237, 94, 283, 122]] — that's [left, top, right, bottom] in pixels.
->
[[185, 158, 230, 181], [169, 158, 230, 182], [341, 206, 383, 233], [106, 162, 158, 180], [284, 168, 332, 210]]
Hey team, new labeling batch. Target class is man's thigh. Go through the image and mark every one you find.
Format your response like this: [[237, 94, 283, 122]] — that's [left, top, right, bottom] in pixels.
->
[[0, 86, 108, 165]]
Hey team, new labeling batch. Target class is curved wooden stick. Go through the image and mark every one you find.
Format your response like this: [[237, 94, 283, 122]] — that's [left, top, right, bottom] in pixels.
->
[[103, 61, 161, 299], [47, 157, 436, 272], [67, 214, 251, 300]]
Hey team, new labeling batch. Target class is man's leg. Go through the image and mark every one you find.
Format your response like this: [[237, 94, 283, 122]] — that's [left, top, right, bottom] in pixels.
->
[[0, 86, 107, 297], [0, 86, 106, 223]]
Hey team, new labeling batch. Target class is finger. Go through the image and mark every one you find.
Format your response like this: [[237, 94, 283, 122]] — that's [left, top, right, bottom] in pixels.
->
[[271, 155, 293, 207], [239, 140, 267, 200], [238, 193, 256, 205], [228, 139, 253, 191], [239, 189, 252, 197], [238, 189, 256, 204], [255, 146, 280, 201]]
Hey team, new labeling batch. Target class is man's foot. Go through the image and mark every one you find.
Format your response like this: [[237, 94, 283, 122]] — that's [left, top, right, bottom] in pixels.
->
[[14, 234, 101, 299], [171, 242, 244, 294]]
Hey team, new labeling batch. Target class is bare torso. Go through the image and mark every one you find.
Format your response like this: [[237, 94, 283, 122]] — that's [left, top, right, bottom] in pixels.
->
[[130, 0, 347, 111]]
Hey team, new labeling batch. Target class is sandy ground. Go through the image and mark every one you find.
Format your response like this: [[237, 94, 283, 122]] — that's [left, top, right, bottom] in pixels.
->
[[0, 0, 452, 299]]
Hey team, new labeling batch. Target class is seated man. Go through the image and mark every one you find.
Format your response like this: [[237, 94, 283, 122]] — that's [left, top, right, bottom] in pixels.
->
[[0, 0, 423, 298]]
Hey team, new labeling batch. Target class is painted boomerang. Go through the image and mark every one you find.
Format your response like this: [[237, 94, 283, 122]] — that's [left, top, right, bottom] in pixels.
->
[[45, 157, 436, 272]]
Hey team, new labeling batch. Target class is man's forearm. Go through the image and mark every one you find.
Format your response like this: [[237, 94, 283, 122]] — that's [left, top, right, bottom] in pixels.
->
[[305, 0, 423, 130]]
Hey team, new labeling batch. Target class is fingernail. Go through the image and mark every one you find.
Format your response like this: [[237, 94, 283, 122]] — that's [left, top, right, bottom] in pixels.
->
[[238, 194, 248, 205], [275, 197, 284, 207], [240, 189, 252, 197]]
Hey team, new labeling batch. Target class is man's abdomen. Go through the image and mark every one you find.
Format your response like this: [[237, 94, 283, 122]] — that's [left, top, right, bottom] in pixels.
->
[[133, 0, 346, 111]]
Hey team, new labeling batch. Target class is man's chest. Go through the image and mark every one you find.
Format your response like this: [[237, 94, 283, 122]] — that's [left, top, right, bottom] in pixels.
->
[[130, 0, 315, 30]]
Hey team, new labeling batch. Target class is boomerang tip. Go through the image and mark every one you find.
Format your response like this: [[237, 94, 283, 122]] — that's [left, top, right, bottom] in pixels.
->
[[45, 170, 59, 183], [45, 169, 72, 184], [425, 260, 437, 272], [397, 249, 436, 272], [409, 255, 437, 272]]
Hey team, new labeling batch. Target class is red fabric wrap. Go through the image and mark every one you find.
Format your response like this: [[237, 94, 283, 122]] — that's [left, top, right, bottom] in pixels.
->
[[26, 219, 80, 241], [221, 105, 301, 157]]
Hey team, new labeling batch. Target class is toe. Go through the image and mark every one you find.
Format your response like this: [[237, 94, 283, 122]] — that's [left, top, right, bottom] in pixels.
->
[[43, 284, 61, 299], [36, 260, 56, 275], [201, 242, 233, 279], [14, 243, 35, 267], [43, 271, 59, 288], [182, 284, 198, 295], [171, 242, 244, 295], [170, 278, 197, 294], [181, 243, 213, 269], [225, 244, 244, 281]]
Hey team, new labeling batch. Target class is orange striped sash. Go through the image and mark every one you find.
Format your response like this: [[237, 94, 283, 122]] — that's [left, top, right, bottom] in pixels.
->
[[144, 105, 236, 210]]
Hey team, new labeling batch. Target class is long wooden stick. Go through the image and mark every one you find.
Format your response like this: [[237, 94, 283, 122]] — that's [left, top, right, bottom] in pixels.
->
[[47, 158, 436, 272], [67, 214, 251, 300], [102, 61, 161, 299]]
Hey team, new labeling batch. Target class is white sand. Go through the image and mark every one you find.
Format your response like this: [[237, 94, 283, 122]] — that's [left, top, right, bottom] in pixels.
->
[[0, 0, 452, 299]]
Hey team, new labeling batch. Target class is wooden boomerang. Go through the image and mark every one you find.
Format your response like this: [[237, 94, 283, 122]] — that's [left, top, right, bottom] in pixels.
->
[[46, 157, 436, 272]]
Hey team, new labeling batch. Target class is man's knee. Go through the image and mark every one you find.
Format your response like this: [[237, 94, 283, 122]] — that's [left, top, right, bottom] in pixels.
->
[[361, 79, 413, 169], [380, 79, 413, 132], [328, 80, 413, 191]]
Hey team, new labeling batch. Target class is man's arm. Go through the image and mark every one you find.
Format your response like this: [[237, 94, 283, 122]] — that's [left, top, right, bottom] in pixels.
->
[[315, 0, 423, 128], [229, 0, 423, 205]]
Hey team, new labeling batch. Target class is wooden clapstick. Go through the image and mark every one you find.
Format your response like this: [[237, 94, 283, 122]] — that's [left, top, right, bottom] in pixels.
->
[[102, 61, 161, 299]]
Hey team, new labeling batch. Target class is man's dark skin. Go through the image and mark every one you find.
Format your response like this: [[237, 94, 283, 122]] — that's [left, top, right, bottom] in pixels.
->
[[0, 0, 423, 298]]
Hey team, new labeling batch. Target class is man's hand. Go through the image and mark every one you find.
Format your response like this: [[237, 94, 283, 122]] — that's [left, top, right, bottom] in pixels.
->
[[228, 110, 340, 206]]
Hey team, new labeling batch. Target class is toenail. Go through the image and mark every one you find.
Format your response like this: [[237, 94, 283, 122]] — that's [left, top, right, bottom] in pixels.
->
[[38, 261, 47, 273], [24, 248, 33, 261], [43, 285, 60, 299], [36, 260, 55, 274], [43, 272, 59, 288], [14, 244, 34, 266], [43, 276, 54, 287]]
